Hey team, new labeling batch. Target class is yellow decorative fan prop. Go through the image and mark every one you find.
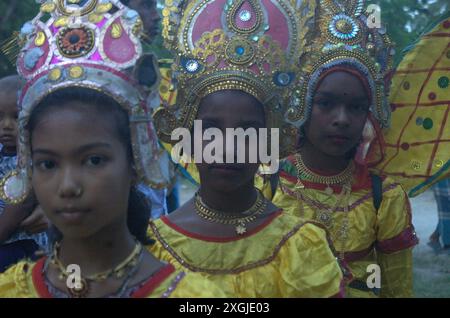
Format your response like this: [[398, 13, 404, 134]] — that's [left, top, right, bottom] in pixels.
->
[[373, 18, 450, 197]]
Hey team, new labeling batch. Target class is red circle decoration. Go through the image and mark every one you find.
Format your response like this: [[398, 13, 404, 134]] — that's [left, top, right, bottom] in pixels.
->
[[401, 143, 410, 151]]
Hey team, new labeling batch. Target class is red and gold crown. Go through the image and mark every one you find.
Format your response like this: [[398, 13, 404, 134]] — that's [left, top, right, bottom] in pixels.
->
[[154, 0, 317, 156]]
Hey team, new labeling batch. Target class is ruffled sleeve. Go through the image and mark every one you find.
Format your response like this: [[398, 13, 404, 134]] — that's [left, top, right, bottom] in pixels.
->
[[0, 261, 35, 298], [278, 222, 346, 297], [375, 178, 418, 297]]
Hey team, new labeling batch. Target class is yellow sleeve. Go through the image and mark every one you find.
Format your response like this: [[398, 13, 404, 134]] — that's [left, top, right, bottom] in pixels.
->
[[167, 272, 227, 298], [0, 265, 18, 298], [255, 173, 274, 200], [281, 222, 345, 297], [376, 179, 418, 252], [0, 261, 33, 298], [149, 269, 226, 298], [375, 179, 418, 297], [377, 248, 414, 298]]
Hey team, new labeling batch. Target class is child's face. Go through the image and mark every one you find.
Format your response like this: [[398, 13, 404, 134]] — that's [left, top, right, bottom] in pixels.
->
[[0, 90, 18, 153], [31, 103, 133, 239], [304, 71, 370, 157], [195, 90, 265, 193]]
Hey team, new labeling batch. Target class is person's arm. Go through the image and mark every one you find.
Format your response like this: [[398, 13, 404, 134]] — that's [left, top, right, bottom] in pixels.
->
[[18, 205, 50, 235], [0, 202, 34, 243], [376, 181, 418, 298]]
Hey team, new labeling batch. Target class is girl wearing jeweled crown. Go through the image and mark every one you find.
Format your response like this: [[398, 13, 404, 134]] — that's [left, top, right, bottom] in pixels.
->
[[0, 0, 224, 298], [147, 0, 349, 297], [269, 0, 427, 297]]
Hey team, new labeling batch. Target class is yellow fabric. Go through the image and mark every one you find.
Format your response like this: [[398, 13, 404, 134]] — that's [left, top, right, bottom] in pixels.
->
[[0, 260, 225, 298], [378, 248, 414, 298], [271, 160, 416, 298], [148, 213, 344, 298], [373, 18, 450, 197]]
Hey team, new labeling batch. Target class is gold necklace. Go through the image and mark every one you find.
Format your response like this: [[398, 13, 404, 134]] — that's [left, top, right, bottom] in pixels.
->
[[293, 152, 354, 260], [194, 189, 267, 235], [294, 184, 352, 260], [50, 240, 143, 297], [293, 152, 354, 194]]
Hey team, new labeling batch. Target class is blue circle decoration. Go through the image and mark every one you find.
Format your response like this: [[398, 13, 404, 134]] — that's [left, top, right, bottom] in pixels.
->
[[181, 57, 202, 74], [235, 46, 245, 55], [273, 72, 294, 87], [239, 10, 252, 22], [329, 14, 359, 41]]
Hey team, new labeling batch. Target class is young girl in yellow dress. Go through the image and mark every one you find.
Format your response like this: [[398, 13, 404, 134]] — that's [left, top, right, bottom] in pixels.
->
[[148, 0, 348, 297], [0, 0, 222, 298], [271, 0, 419, 298]]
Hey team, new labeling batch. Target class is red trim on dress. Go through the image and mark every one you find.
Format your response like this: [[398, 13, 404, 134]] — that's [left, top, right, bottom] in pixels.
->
[[31, 257, 177, 298], [160, 210, 283, 243], [343, 246, 373, 263], [131, 264, 176, 298], [376, 227, 419, 254], [32, 257, 53, 298]]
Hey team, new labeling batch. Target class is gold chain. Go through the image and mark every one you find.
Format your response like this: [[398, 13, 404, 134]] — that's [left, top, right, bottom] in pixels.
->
[[293, 152, 354, 194], [293, 152, 354, 260], [51, 240, 143, 297], [194, 189, 267, 235]]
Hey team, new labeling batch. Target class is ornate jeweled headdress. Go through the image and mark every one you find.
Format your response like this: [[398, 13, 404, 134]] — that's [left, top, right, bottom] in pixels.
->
[[0, 0, 166, 204], [154, 0, 317, 157], [285, 0, 395, 129]]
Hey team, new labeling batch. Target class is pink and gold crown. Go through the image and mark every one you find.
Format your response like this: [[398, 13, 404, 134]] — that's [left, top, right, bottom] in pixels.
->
[[154, 0, 317, 155], [17, 0, 144, 84], [0, 0, 167, 204]]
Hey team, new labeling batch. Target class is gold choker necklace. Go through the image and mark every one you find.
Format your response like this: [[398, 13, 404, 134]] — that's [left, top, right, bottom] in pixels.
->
[[194, 189, 267, 235], [294, 152, 354, 194], [50, 240, 143, 298]]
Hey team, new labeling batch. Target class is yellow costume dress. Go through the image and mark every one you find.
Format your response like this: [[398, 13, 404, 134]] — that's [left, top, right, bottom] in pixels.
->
[[148, 211, 346, 297], [270, 157, 417, 298], [0, 258, 224, 298]]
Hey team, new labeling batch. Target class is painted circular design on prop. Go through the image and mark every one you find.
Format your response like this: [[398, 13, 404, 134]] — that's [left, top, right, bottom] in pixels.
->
[[422, 118, 433, 130], [401, 142, 410, 151], [438, 76, 449, 88]]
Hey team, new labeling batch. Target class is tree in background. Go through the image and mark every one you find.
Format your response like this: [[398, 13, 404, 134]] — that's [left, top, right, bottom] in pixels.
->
[[373, 0, 449, 65], [1, 0, 449, 77], [0, 1, 39, 77]]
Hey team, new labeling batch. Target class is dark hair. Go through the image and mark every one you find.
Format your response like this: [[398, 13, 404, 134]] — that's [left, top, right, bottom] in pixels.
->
[[29, 87, 153, 245]]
